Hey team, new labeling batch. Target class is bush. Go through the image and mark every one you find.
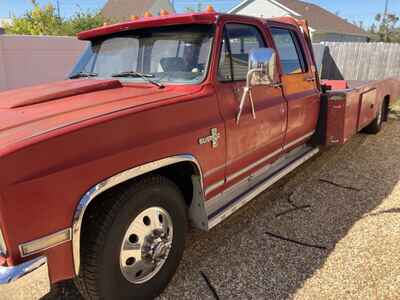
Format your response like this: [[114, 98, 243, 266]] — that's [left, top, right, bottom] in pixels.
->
[[4, 0, 109, 36]]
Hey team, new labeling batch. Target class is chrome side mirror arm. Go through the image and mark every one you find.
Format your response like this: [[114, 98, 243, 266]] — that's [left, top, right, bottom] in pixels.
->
[[236, 68, 260, 124], [236, 86, 256, 124]]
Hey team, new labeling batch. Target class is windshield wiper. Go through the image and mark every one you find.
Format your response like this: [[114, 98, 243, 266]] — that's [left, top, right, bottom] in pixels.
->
[[111, 71, 165, 88], [69, 71, 98, 79]]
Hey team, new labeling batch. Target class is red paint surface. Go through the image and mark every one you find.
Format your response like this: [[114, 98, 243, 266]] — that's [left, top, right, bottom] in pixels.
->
[[78, 12, 218, 40], [0, 79, 122, 109], [321, 80, 348, 90], [325, 79, 400, 146], [0, 12, 398, 284]]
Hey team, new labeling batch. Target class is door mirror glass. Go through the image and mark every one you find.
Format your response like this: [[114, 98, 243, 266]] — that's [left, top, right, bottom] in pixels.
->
[[236, 48, 279, 124], [248, 48, 277, 86]]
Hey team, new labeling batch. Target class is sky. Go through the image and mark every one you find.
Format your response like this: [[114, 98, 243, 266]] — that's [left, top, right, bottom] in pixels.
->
[[0, 0, 399, 27]]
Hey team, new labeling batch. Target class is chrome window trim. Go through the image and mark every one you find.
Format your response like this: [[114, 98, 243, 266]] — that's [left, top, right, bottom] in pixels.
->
[[72, 154, 204, 276]]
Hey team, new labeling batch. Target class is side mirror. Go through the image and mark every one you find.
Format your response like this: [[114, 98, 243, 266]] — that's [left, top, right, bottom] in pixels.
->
[[248, 48, 277, 86], [236, 48, 279, 124]]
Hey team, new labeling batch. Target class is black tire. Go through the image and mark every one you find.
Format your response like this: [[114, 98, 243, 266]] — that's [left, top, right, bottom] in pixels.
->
[[364, 101, 385, 134], [75, 175, 187, 300]]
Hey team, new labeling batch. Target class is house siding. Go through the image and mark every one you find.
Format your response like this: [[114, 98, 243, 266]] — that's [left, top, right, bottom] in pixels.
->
[[229, 0, 368, 43], [312, 32, 368, 43], [233, 0, 291, 18]]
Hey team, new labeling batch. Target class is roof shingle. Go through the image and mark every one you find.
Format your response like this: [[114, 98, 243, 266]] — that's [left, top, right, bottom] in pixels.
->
[[102, 0, 175, 22], [231, 0, 367, 36], [277, 0, 367, 36]]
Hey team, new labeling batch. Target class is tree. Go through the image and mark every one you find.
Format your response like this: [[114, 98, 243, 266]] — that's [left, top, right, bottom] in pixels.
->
[[184, 2, 203, 12], [63, 11, 108, 36], [4, 0, 63, 35], [371, 12, 400, 42], [4, 0, 108, 36]]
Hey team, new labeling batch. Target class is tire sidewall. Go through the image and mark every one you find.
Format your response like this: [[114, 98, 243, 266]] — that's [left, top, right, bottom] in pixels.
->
[[98, 181, 187, 300]]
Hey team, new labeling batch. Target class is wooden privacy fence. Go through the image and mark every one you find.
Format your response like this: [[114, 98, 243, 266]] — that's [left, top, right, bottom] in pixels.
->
[[315, 42, 400, 81], [0, 35, 87, 91]]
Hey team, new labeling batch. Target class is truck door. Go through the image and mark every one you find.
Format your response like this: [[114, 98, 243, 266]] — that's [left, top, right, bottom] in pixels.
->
[[215, 22, 286, 188], [270, 26, 320, 150]]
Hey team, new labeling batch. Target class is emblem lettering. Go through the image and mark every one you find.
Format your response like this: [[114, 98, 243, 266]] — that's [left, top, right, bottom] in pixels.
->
[[198, 128, 220, 149]]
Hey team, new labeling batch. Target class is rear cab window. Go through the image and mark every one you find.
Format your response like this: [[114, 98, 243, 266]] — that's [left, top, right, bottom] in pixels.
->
[[270, 27, 308, 75]]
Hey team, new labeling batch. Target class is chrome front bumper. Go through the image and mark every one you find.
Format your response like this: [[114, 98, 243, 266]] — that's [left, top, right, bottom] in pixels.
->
[[0, 256, 50, 297]]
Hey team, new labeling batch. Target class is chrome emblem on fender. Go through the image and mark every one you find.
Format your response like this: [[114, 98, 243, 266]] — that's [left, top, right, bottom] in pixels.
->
[[198, 128, 221, 149]]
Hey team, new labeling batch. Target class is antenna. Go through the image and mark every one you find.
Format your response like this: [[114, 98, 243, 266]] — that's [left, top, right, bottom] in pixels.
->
[[383, 0, 390, 41]]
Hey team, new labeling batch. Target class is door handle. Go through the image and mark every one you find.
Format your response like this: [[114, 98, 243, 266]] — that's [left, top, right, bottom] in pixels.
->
[[306, 77, 316, 82]]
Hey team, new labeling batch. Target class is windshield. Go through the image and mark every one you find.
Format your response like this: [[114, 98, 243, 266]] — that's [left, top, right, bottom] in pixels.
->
[[70, 24, 215, 84]]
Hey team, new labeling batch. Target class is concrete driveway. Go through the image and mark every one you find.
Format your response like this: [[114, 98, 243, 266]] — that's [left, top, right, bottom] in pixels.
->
[[1, 116, 400, 300]]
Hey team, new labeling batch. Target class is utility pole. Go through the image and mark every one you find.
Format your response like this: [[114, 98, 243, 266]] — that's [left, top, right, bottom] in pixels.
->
[[384, 0, 389, 16], [383, 0, 389, 41], [56, 0, 61, 19]]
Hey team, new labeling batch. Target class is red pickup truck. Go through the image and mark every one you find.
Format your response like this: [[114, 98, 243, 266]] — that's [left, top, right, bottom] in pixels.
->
[[0, 10, 398, 299]]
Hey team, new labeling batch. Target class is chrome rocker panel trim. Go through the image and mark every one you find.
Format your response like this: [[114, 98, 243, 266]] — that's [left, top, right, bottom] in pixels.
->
[[207, 147, 320, 229], [72, 154, 204, 275], [0, 256, 48, 285]]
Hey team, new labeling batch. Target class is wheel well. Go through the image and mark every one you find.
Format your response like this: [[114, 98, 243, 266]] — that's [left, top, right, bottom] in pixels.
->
[[155, 162, 198, 207], [383, 95, 390, 121], [72, 158, 206, 276], [81, 161, 200, 230]]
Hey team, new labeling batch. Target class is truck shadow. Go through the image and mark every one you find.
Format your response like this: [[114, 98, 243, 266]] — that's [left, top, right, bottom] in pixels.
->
[[161, 117, 400, 299]]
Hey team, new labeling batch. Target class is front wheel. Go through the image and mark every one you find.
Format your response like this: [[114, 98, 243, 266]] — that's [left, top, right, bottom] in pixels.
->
[[75, 176, 187, 300]]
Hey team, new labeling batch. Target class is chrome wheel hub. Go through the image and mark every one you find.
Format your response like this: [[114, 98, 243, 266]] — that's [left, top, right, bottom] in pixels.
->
[[119, 207, 173, 284]]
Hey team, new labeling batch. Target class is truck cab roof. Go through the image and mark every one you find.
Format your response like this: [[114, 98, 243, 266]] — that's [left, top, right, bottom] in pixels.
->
[[77, 11, 302, 41]]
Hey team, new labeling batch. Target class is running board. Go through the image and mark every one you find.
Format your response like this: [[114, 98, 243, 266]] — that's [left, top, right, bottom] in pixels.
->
[[207, 147, 320, 229]]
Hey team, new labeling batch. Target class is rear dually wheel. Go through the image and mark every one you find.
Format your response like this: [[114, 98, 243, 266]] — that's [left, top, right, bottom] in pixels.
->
[[364, 100, 385, 134]]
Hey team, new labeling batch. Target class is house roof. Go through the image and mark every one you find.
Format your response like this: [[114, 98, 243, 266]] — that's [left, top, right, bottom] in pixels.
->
[[102, 0, 175, 22], [230, 0, 368, 36]]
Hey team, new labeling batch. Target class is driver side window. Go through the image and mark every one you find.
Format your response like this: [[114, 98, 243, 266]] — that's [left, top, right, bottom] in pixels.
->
[[218, 23, 266, 82]]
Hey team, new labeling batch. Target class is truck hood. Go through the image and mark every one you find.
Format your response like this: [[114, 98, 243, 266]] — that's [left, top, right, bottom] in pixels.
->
[[0, 79, 123, 109], [0, 79, 201, 153]]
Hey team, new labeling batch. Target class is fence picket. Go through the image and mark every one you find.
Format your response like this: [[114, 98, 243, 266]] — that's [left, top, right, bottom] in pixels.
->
[[320, 42, 400, 80]]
